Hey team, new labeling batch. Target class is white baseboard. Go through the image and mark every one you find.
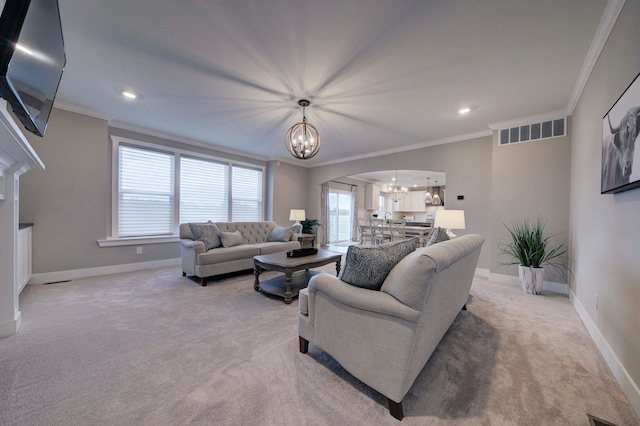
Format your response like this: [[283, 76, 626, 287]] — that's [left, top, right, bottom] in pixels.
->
[[487, 272, 568, 295], [29, 258, 181, 285], [475, 268, 490, 278], [569, 290, 640, 418], [0, 310, 21, 338]]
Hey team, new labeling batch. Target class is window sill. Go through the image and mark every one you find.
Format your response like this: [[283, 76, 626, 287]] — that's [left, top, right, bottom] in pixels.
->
[[97, 235, 180, 247]]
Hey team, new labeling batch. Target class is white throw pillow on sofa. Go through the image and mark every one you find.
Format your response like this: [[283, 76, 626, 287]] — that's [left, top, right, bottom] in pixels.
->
[[219, 231, 244, 247]]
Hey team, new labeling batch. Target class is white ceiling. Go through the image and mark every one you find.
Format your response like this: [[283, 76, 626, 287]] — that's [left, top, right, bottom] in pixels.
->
[[53, 0, 611, 166]]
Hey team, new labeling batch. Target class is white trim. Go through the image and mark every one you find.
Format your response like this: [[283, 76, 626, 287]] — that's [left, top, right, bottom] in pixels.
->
[[487, 272, 569, 295], [0, 311, 21, 338], [566, 0, 627, 114], [97, 235, 180, 247], [54, 101, 113, 121], [308, 130, 492, 168], [29, 258, 181, 285], [569, 288, 640, 417], [475, 268, 490, 278]]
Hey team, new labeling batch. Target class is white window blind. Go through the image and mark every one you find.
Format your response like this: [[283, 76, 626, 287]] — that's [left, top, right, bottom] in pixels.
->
[[180, 157, 229, 223], [118, 145, 174, 237], [232, 165, 263, 221]]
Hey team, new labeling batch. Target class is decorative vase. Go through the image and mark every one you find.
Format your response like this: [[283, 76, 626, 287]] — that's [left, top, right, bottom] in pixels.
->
[[518, 265, 544, 295]]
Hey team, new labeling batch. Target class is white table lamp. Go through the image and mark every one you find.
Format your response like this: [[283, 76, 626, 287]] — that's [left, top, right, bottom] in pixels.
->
[[434, 210, 465, 238], [289, 209, 306, 233]]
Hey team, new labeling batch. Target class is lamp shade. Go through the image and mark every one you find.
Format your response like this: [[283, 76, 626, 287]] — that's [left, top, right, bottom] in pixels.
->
[[289, 209, 305, 234], [289, 209, 306, 222], [434, 210, 465, 237]]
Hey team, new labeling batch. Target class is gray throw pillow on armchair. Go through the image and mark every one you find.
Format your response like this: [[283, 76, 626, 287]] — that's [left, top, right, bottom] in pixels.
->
[[426, 227, 450, 246], [340, 237, 420, 290]]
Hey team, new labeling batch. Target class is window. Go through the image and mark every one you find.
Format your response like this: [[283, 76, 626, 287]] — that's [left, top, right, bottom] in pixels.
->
[[180, 157, 229, 223], [328, 189, 353, 243], [118, 145, 174, 237], [108, 137, 265, 243], [231, 165, 263, 222]]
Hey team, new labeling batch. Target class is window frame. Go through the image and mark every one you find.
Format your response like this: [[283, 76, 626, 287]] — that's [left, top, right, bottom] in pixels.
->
[[99, 136, 265, 247]]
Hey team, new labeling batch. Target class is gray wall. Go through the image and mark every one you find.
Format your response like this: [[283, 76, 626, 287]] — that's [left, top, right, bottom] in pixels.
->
[[267, 160, 309, 226], [19, 108, 273, 274], [569, 0, 640, 398], [490, 129, 572, 282], [306, 136, 495, 269]]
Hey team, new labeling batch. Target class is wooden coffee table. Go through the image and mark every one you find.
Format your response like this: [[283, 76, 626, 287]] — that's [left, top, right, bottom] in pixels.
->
[[253, 249, 342, 304]]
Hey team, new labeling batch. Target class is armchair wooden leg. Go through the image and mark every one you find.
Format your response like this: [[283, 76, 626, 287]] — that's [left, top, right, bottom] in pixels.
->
[[201, 277, 207, 286], [388, 398, 404, 420], [299, 336, 309, 353]]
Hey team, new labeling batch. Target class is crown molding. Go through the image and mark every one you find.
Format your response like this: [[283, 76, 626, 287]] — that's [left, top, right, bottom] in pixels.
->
[[566, 0, 626, 115], [54, 101, 113, 121]]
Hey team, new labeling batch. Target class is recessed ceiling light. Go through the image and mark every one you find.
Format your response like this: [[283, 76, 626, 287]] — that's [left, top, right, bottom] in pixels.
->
[[458, 107, 471, 114], [121, 90, 137, 99]]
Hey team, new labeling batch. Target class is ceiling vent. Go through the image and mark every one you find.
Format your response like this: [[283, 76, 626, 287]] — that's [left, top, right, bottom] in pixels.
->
[[499, 117, 566, 146]]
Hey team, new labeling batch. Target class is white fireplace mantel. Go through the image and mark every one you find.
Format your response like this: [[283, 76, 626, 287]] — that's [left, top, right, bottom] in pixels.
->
[[0, 100, 44, 338]]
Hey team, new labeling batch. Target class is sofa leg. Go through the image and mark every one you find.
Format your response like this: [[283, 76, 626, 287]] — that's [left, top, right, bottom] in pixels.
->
[[462, 304, 467, 311], [299, 336, 309, 353], [182, 272, 186, 276], [201, 277, 207, 287], [388, 398, 404, 420]]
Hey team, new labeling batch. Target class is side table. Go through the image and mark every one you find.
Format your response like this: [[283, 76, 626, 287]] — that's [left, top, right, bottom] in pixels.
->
[[295, 233, 316, 249]]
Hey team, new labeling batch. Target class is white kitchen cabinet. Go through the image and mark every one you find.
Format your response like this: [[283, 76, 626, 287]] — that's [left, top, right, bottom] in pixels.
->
[[364, 184, 381, 210], [393, 191, 425, 212]]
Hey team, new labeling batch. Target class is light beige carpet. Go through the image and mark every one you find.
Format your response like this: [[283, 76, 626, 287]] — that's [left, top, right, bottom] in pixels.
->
[[0, 263, 638, 425]]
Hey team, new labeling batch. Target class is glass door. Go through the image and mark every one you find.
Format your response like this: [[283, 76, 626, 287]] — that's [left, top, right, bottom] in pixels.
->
[[328, 189, 353, 243]]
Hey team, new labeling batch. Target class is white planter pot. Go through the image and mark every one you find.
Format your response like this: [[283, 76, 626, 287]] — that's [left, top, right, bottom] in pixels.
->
[[518, 265, 544, 295]]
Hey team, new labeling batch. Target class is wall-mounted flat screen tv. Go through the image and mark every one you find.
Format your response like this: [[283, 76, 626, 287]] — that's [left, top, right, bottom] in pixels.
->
[[0, 0, 66, 137]]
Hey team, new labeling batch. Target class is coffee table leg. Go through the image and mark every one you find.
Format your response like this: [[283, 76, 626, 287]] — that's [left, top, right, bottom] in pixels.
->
[[254, 265, 262, 291], [284, 273, 293, 304]]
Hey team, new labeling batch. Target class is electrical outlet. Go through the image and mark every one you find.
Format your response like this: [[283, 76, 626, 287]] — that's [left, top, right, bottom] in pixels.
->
[[136, 247, 143, 255], [595, 294, 599, 311]]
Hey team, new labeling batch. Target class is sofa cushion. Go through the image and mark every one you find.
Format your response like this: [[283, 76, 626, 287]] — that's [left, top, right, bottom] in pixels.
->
[[219, 230, 244, 247], [254, 241, 300, 255], [197, 245, 261, 264], [189, 222, 221, 250], [426, 227, 449, 246], [340, 237, 419, 291], [267, 225, 296, 242]]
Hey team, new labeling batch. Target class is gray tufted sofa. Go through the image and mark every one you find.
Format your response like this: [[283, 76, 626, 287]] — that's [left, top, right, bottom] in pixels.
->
[[180, 221, 300, 285]]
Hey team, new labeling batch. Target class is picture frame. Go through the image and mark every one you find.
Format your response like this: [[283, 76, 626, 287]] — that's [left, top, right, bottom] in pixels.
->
[[601, 72, 640, 194]]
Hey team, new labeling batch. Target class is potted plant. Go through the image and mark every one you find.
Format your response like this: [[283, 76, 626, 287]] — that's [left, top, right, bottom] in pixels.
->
[[498, 218, 568, 295], [300, 219, 322, 235]]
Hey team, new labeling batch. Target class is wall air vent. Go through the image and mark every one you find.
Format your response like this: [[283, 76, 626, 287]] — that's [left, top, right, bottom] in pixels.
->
[[499, 117, 566, 146]]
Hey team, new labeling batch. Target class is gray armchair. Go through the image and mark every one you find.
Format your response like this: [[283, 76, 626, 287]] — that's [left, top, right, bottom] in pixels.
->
[[298, 234, 484, 420]]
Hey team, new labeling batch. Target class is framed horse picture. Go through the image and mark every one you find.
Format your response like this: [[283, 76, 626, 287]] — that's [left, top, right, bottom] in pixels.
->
[[601, 72, 640, 194]]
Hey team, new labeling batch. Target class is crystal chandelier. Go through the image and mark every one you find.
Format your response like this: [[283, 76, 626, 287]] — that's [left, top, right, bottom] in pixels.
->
[[424, 177, 433, 204], [381, 170, 408, 203], [285, 99, 321, 160]]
